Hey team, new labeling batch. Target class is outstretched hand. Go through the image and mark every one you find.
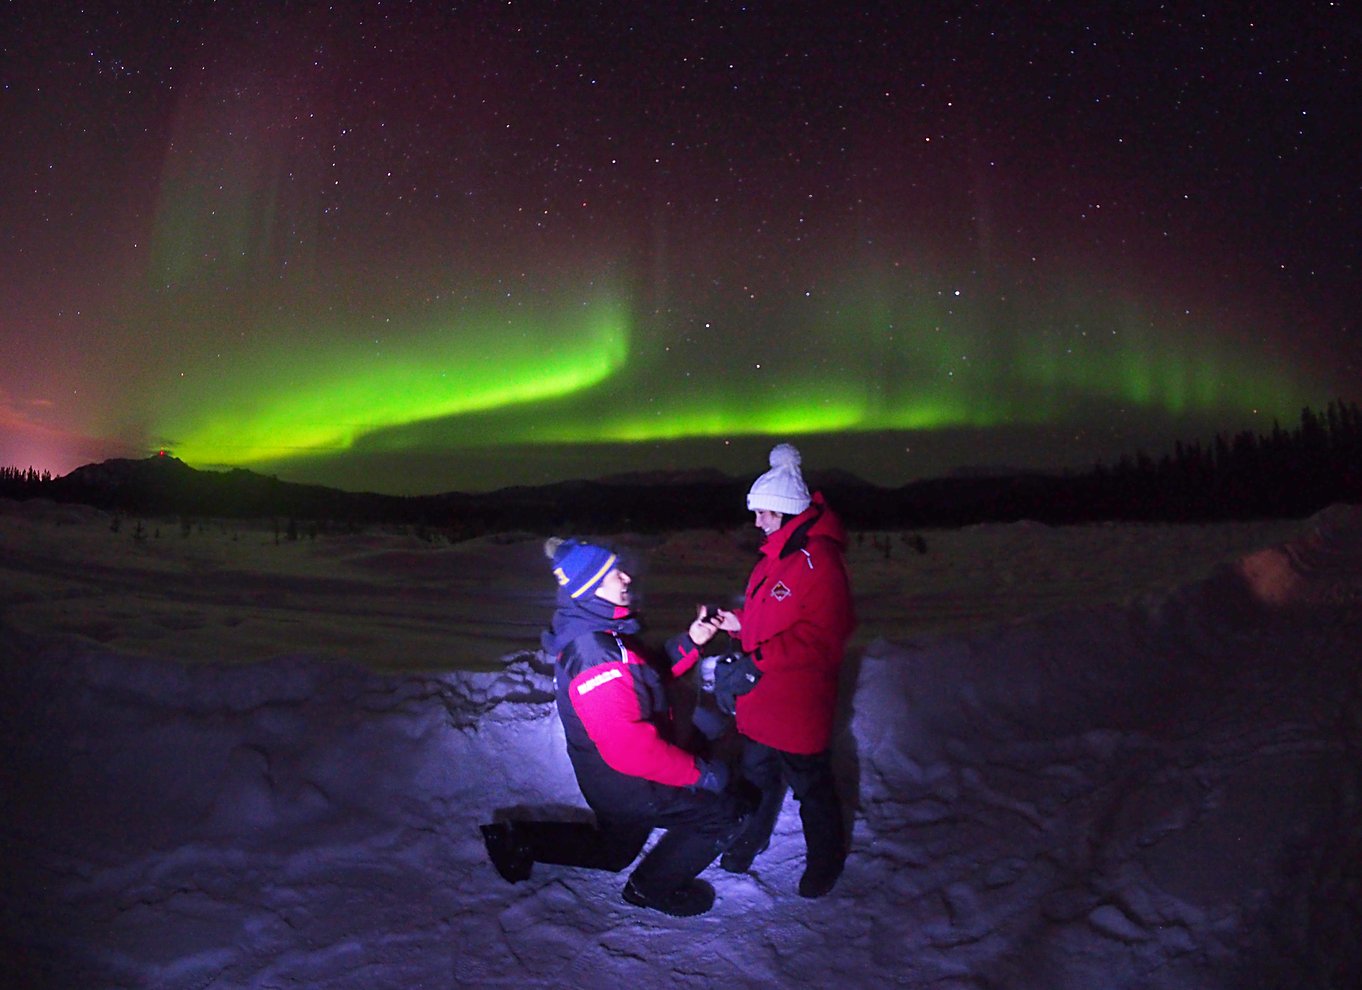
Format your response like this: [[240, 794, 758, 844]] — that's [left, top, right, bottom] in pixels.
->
[[689, 606, 720, 646], [690, 604, 741, 645]]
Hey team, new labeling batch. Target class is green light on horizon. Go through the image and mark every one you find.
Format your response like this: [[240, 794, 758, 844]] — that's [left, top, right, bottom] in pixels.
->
[[150, 272, 1325, 471], [161, 299, 631, 466], [1014, 300, 1303, 419], [356, 281, 1318, 454]]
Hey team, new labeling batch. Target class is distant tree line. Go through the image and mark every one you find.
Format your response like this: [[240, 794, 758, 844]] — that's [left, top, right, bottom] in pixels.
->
[[825, 400, 1362, 528], [2, 401, 1359, 531], [1078, 399, 1362, 522], [0, 465, 55, 494]]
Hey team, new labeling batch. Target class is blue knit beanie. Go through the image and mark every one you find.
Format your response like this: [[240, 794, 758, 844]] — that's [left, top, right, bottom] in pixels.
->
[[544, 538, 618, 599]]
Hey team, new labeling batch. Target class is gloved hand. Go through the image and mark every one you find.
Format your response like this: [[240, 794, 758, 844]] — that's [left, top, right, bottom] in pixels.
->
[[692, 758, 730, 794], [711, 651, 762, 715]]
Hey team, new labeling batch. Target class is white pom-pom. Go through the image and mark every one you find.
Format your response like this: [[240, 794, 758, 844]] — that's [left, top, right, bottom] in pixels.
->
[[544, 537, 564, 560], [769, 443, 801, 469]]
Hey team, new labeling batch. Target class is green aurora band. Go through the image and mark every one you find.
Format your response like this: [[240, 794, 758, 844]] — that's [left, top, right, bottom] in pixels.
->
[[159, 298, 632, 467], [154, 278, 1315, 472], [440, 283, 1309, 448]]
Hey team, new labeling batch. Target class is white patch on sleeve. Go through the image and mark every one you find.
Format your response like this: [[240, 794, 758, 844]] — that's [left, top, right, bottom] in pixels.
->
[[577, 668, 624, 695]]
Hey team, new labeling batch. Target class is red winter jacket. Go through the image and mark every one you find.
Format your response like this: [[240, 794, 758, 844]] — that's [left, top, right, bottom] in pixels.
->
[[733, 492, 855, 754]]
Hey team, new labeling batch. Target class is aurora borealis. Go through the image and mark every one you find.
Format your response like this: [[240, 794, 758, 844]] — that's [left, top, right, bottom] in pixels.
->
[[3, 3, 1357, 494]]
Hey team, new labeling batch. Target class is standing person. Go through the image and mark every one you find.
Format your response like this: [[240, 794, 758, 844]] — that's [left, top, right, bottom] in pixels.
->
[[711, 443, 855, 898], [480, 538, 749, 917]]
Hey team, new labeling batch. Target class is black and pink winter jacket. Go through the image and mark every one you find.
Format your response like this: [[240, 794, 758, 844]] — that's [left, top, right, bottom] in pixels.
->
[[542, 597, 705, 817]]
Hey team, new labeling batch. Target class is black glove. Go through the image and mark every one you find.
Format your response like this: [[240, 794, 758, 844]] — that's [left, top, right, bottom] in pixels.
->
[[711, 651, 762, 715], [693, 758, 730, 794]]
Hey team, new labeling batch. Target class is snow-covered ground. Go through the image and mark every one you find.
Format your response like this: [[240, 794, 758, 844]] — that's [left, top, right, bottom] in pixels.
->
[[3, 499, 1360, 988]]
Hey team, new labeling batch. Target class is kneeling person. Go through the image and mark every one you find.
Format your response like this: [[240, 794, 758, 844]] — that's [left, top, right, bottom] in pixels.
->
[[481, 538, 748, 917]]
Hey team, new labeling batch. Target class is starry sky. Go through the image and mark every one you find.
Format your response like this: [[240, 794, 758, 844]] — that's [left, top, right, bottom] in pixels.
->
[[3, 1, 1358, 495]]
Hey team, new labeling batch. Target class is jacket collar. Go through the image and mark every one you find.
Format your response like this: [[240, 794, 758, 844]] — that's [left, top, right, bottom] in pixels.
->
[[541, 596, 641, 655], [761, 491, 843, 560]]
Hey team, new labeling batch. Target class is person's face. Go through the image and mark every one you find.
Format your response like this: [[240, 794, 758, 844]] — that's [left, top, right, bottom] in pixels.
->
[[754, 509, 784, 536], [594, 567, 632, 607]]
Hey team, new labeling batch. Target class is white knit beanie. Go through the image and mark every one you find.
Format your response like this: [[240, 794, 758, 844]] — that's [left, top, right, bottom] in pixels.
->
[[746, 443, 812, 515]]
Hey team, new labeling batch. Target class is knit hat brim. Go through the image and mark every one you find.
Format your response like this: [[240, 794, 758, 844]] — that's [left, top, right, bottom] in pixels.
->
[[746, 489, 811, 515]]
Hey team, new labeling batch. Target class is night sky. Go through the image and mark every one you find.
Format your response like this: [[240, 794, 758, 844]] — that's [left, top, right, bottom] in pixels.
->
[[3, 2, 1358, 494]]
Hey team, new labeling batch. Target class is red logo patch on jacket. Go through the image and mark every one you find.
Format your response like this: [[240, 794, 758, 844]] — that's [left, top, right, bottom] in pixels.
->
[[770, 581, 792, 601]]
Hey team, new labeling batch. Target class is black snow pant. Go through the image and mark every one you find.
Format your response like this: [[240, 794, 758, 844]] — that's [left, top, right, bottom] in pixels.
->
[[514, 788, 748, 896], [725, 739, 844, 871]]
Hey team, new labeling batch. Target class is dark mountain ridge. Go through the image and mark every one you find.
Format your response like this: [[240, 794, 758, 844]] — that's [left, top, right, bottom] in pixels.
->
[[7, 400, 1362, 531], [35, 453, 1032, 532]]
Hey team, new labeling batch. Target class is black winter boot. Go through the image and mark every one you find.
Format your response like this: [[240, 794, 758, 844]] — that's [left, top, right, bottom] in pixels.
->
[[480, 822, 533, 883], [622, 877, 715, 917], [719, 840, 768, 874], [797, 855, 844, 899]]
